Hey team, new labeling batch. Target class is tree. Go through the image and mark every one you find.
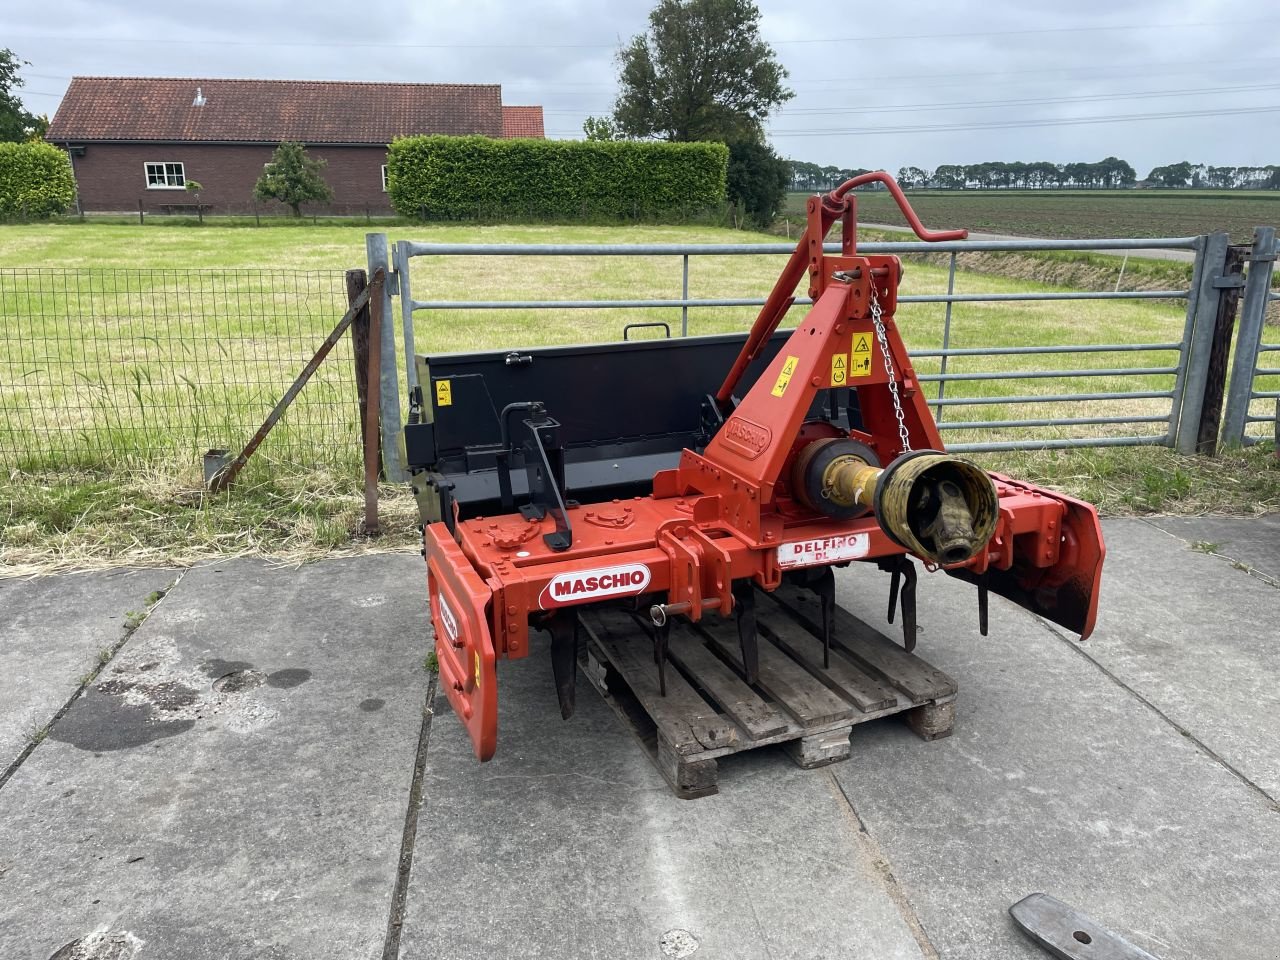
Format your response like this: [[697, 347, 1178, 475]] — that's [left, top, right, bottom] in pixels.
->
[[253, 142, 333, 217], [610, 0, 793, 143], [582, 116, 621, 141], [0, 49, 43, 143], [728, 140, 788, 228], [1146, 162, 1193, 188]]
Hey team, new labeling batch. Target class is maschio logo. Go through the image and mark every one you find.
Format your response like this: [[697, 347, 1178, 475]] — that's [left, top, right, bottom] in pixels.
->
[[721, 417, 772, 459], [434, 593, 459, 641], [539, 563, 652, 609]]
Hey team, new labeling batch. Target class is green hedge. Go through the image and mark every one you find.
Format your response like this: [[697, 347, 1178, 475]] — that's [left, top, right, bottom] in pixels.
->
[[0, 141, 76, 220], [387, 136, 728, 221]]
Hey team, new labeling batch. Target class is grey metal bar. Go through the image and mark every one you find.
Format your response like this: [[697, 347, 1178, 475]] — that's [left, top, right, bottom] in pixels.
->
[[410, 297, 774, 311], [948, 435, 1168, 453], [398, 237, 1200, 257], [365, 233, 406, 482], [917, 366, 1179, 382], [1260, 344, 1280, 352], [1251, 390, 1280, 399], [911, 342, 1182, 358], [1174, 232, 1229, 453], [934, 251, 957, 423], [392, 240, 419, 395], [933, 390, 1174, 406], [1221, 226, 1277, 446], [407, 288, 1186, 313], [900, 290, 1187, 303], [939, 415, 1170, 430], [681, 254, 690, 337]]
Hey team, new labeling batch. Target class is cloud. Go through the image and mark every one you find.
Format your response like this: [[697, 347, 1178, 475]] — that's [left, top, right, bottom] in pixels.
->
[[9, 0, 1278, 173]]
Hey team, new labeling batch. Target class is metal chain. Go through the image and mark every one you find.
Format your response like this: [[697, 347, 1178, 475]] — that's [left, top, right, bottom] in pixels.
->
[[869, 289, 912, 453]]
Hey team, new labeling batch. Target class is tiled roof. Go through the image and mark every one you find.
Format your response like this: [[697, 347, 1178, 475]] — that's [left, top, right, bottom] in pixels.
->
[[46, 77, 506, 144], [502, 105, 545, 139]]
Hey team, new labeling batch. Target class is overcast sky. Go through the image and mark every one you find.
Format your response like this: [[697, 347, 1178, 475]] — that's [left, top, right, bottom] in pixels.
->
[[6, 0, 1278, 175]]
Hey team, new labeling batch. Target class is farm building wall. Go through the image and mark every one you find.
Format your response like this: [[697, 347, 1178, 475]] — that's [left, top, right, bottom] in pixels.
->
[[64, 142, 396, 216]]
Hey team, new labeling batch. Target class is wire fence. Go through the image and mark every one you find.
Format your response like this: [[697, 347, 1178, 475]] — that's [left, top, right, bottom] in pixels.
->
[[0, 268, 361, 471]]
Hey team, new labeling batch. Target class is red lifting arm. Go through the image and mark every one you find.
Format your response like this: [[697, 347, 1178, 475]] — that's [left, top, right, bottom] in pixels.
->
[[714, 170, 967, 408]]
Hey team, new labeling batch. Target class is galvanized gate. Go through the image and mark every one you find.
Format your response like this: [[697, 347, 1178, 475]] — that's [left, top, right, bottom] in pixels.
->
[[368, 228, 1278, 482]]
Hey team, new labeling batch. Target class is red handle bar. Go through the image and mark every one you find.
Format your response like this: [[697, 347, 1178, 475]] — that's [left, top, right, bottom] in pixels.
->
[[833, 171, 968, 241]]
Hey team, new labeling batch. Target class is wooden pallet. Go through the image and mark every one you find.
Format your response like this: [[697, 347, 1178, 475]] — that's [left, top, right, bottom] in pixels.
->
[[578, 582, 957, 799]]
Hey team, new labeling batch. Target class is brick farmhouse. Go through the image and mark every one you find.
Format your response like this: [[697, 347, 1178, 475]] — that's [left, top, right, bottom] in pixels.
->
[[45, 77, 545, 216]]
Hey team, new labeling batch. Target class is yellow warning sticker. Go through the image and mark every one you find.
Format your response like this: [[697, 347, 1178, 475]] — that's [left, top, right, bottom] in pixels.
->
[[830, 353, 849, 386], [435, 379, 453, 407], [850, 335, 873, 378], [474, 650, 481, 688], [771, 355, 800, 397]]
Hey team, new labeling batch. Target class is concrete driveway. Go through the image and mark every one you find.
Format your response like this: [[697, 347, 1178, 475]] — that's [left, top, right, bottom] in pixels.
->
[[1, 517, 1277, 960]]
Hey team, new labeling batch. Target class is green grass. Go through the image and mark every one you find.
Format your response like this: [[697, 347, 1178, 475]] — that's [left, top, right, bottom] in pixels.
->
[[1, 218, 1277, 572], [787, 189, 1280, 243]]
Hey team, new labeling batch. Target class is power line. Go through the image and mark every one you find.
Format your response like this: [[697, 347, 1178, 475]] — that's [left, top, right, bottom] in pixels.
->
[[540, 79, 1280, 116], [762, 103, 1280, 137], [775, 81, 1280, 116], [7, 18, 1274, 51], [546, 102, 1280, 138]]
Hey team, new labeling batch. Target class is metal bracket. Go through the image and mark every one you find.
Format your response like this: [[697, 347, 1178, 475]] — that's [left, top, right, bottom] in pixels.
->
[[1211, 273, 1246, 289], [523, 412, 572, 552]]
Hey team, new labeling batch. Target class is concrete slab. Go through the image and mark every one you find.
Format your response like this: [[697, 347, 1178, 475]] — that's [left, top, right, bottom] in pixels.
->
[[399, 630, 929, 960], [0, 554, 430, 960], [1082, 519, 1280, 798], [826, 555, 1280, 960], [1146, 514, 1280, 582], [0, 567, 176, 775]]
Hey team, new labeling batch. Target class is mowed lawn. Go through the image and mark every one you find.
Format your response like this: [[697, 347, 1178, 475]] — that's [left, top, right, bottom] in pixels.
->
[[0, 220, 1214, 468]]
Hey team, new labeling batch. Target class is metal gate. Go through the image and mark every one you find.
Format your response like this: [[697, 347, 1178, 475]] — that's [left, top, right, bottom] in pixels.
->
[[368, 228, 1277, 482]]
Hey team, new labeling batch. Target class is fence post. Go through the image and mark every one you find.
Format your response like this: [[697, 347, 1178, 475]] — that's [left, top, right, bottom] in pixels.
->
[[392, 240, 420, 396], [366, 233, 407, 482], [1221, 226, 1277, 447], [1194, 243, 1246, 455], [1175, 231, 1231, 454], [345, 268, 380, 472]]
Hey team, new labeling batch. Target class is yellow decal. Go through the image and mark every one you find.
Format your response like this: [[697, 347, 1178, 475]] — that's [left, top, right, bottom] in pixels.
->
[[435, 379, 453, 407], [850, 335, 873, 378], [771, 355, 800, 397], [474, 650, 481, 688], [830, 353, 848, 386]]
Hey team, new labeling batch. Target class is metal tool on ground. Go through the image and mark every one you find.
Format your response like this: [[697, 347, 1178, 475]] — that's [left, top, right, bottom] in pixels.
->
[[1011, 893, 1162, 960], [408, 171, 1106, 762]]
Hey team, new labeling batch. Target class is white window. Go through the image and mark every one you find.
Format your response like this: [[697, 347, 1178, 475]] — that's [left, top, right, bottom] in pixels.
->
[[144, 161, 186, 189], [381, 164, 389, 192]]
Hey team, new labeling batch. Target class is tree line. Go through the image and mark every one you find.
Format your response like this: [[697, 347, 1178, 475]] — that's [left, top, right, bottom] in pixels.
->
[[790, 158, 1280, 191]]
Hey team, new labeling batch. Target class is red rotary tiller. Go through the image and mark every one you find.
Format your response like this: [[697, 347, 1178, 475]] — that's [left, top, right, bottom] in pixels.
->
[[412, 172, 1105, 760]]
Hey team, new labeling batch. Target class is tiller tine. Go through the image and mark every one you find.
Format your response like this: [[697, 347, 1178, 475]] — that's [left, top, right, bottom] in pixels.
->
[[880, 556, 918, 651], [547, 612, 578, 720], [654, 616, 670, 697], [732, 580, 760, 685]]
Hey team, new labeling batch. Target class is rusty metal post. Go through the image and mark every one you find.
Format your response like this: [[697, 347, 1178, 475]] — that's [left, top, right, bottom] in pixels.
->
[[1196, 244, 1247, 455], [363, 269, 386, 534], [345, 269, 376, 464]]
